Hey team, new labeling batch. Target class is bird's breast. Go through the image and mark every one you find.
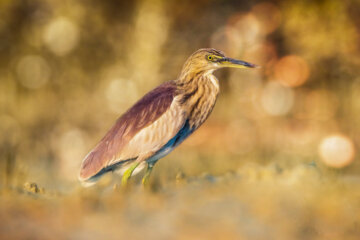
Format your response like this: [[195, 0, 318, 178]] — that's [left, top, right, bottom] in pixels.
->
[[179, 74, 220, 130]]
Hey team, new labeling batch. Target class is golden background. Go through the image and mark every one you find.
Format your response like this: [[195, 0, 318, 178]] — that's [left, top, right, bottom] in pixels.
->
[[1, 0, 360, 239]]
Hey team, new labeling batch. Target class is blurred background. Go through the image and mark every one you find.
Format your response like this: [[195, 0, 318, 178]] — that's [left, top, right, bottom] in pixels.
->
[[1, 0, 360, 239]]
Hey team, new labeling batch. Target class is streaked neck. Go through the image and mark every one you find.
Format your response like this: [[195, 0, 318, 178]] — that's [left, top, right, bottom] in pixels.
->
[[176, 73, 220, 129]]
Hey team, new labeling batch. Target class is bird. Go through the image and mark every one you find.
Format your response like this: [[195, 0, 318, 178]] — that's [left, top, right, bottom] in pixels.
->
[[79, 48, 257, 187]]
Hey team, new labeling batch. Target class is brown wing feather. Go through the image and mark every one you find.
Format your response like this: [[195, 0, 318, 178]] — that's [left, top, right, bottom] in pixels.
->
[[79, 81, 177, 181]]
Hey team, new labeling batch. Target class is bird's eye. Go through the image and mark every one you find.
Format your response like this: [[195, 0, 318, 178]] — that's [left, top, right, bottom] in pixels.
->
[[207, 55, 213, 61]]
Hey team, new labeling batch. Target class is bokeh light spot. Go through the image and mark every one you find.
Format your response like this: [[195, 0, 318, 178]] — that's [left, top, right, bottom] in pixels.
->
[[226, 12, 261, 48], [16, 55, 50, 89], [231, 13, 261, 45], [261, 81, 294, 116], [106, 78, 139, 114], [319, 134, 355, 168], [210, 26, 243, 55], [275, 55, 309, 87], [252, 2, 282, 34], [43, 17, 79, 56]]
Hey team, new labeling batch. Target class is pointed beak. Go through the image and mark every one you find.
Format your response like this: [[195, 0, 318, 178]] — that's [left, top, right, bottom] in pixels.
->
[[219, 57, 259, 69]]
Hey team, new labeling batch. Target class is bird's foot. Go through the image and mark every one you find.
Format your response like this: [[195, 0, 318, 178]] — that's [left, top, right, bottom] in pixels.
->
[[142, 162, 154, 187], [121, 162, 140, 187]]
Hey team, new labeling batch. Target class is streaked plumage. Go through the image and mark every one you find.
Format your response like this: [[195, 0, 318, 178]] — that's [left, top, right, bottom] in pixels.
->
[[79, 48, 257, 186]]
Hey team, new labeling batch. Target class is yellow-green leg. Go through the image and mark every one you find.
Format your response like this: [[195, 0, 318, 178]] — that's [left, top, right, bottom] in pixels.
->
[[142, 162, 155, 186], [121, 162, 140, 187]]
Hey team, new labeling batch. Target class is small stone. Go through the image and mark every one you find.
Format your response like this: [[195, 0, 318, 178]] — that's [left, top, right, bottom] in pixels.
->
[[24, 182, 39, 193], [176, 171, 186, 183]]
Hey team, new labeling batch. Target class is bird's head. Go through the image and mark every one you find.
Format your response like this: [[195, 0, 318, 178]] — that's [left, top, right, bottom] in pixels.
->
[[180, 48, 258, 78]]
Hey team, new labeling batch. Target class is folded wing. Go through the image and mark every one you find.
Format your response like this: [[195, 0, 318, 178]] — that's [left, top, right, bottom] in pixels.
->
[[79, 81, 181, 182]]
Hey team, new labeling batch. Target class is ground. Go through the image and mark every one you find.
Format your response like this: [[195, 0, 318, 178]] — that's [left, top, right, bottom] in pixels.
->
[[1, 163, 359, 240]]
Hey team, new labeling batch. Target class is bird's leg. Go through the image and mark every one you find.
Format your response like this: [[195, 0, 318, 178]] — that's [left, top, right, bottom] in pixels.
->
[[142, 162, 155, 186], [121, 162, 140, 187]]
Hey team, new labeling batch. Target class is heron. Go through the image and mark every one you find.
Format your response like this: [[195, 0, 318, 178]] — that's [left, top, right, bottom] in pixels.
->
[[79, 48, 257, 187]]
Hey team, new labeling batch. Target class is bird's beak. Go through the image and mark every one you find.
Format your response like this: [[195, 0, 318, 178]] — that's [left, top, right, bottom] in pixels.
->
[[219, 57, 259, 69]]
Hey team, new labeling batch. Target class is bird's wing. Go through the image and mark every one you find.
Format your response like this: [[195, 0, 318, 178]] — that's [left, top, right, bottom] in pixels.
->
[[79, 81, 183, 181], [109, 98, 186, 165]]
